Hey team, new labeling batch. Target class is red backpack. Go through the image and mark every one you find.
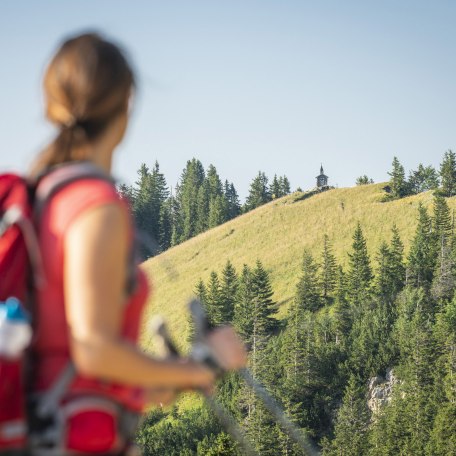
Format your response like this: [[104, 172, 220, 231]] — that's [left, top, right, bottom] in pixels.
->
[[0, 163, 111, 453]]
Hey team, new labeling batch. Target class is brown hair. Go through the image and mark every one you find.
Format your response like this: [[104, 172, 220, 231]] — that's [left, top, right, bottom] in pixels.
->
[[31, 32, 135, 177]]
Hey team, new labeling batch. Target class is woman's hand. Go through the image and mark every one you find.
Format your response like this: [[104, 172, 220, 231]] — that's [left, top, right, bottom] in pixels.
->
[[206, 326, 247, 371]]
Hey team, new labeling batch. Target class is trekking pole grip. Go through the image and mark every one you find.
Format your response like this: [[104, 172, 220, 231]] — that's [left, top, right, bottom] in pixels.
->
[[188, 299, 225, 376], [149, 315, 180, 359]]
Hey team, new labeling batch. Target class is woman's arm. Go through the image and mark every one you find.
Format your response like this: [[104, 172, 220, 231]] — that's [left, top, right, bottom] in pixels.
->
[[64, 202, 214, 391]]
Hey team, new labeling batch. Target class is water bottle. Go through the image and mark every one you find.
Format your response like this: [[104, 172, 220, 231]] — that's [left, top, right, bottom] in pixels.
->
[[0, 297, 32, 358], [0, 298, 31, 450]]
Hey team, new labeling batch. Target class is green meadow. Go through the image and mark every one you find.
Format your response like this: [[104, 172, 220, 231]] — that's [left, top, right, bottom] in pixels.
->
[[140, 183, 453, 351]]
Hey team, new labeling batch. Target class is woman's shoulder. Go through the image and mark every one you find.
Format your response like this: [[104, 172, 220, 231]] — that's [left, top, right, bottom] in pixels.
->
[[53, 177, 120, 209], [42, 177, 126, 234]]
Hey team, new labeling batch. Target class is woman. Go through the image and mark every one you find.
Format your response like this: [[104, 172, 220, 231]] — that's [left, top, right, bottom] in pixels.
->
[[28, 33, 246, 455]]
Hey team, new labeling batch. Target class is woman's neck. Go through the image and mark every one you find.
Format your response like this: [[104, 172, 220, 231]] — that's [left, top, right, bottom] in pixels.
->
[[89, 143, 113, 174]]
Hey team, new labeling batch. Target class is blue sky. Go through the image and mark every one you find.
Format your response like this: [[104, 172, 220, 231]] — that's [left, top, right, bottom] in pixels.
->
[[1, 1, 455, 198]]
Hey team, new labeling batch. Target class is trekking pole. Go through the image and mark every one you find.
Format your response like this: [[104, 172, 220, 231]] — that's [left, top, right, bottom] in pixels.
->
[[150, 317, 260, 456], [139, 233, 319, 454], [188, 299, 321, 456], [238, 368, 319, 456]]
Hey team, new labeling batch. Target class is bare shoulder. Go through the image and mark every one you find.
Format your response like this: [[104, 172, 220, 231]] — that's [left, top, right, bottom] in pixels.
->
[[64, 202, 130, 341], [64, 201, 130, 286], [66, 201, 128, 249]]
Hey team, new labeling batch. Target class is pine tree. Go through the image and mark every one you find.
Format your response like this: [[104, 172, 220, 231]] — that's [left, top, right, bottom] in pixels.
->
[[243, 395, 280, 456], [219, 260, 238, 324], [197, 432, 239, 455], [204, 166, 227, 228], [389, 224, 406, 296], [374, 241, 393, 298], [407, 204, 437, 289], [250, 260, 278, 337], [195, 279, 207, 304], [392, 288, 438, 454], [280, 175, 291, 195], [320, 235, 338, 306], [270, 174, 281, 199], [347, 223, 373, 307], [404, 291, 437, 385], [242, 335, 283, 455], [348, 294, 395, 380], [427, 403, 456, 455], [132, 163, 150, 226], [208, 195, 228, 228], [356, 175, 374, 185], [372, 241, 402, 342], [245, 171, 271, 211], [408, 163, 439, 194], [439, 149, 456, 197], [189, 279, 207, 344], [224, 181, 241, 220], [177, 158, 206, 242], [170, 189, 183, 247], [233, 264, 281, 455], [150, 161, 169, 204], [195, 182, 209, 234], [324, 376, 370, 456], [150, 161, 170, 249], [117, 182, 134, 203], [440, 297, 456, 396], [281, 306, 317, 430], [133, 163, 159, 258], [158, 198, 173, 250], [432, 194, 455, 302], [333, 267, 351, 344], [387, 156, 409, 199], [206, 164, 223, 200], [296, 250, 321, 312], [433, 193, 453, 243], [374, 233, 406, 305], [428, 296, 456, 454], [205, 271, 223, 326], [234, 261, 278, 373], [233, 265, 254, 345]]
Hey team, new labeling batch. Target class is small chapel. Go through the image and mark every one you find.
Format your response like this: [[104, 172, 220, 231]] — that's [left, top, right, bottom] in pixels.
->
[[316, 164, 329, 189]]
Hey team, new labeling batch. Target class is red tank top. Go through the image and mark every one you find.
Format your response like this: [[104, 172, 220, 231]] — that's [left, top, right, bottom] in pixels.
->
[[32, 176, 149, 411]]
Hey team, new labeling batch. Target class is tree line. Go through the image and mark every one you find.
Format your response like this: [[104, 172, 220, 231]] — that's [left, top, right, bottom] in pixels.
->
[[385, 150, 455, 199], [119, 151, 453, 261], [118, 160, 292, 258], [138, 192, 456, 455]]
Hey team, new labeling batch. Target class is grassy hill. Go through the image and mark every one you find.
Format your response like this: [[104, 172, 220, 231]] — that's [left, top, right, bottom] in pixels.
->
[[140, 183, 453, 351]]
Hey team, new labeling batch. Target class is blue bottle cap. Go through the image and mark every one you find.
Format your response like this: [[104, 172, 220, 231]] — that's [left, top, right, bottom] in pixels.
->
[[3, 297, 30, 322]]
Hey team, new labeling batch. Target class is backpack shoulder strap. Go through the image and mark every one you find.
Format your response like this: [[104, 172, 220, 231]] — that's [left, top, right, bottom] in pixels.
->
[[34, 161, 114, 219], [31, 163, 119, 420], [34, 161, 138, 294], [26, 162, 114, 289]]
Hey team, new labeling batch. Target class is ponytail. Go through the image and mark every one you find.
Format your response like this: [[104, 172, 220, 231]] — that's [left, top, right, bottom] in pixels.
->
[[30, 125, 89, 178]]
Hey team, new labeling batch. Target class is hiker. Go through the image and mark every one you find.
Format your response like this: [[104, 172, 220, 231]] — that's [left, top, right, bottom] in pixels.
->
[[26, 32, 246, 455]]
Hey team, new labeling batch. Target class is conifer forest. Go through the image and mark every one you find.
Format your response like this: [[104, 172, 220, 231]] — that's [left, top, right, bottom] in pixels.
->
[[129, 153, 456, 455], [118, 158, 290, 259]]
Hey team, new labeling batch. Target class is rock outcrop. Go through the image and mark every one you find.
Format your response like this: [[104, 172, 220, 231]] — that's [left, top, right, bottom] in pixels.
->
[[367, 368, 400, 415]]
